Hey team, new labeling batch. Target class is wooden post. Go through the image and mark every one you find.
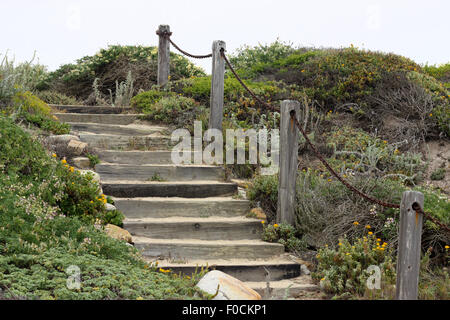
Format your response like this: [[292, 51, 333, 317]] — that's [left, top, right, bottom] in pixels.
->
[[157, 25, 171, 88], [276, 100, 300, 225], [396, 190, 424, 300], [209, 40, 226, 131]]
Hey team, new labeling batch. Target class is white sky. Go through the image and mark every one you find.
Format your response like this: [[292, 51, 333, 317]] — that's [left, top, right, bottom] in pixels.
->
[[1, 0, 449, 74]]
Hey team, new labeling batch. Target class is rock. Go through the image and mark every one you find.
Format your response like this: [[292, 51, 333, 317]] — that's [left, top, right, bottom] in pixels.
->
[[48, 134, 80, 143], [196, 270, 261, 300], [67, 139, 88, 155], [301, 264, 311, 275], [250, 207, 266, 220], [72, 157, 91, 169], [105, 203, 116, 211], [104, 224, 133, 244], [77, 170, 101, 183], [238, 187, 247, 199], [231, 179, 250, 189]]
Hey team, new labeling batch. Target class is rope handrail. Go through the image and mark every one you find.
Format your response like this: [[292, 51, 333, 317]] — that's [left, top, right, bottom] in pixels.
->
[[220, 50, 450, 233], [156, 30, 212, 59], [221, 49, 280, 113], [155, 29, 449, 233]]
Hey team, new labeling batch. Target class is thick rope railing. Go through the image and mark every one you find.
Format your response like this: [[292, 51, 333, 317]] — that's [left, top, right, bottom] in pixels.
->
[[156, 30, 212, 59], [221, 49, 280, 113], [220, 49, 450, 233], [153, 29, 449, 233]]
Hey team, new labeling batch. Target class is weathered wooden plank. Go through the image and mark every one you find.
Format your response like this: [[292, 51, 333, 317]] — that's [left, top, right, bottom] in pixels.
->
[[276, 100, 300, 225], [395, 191, 424, 300], [102, 182, 237, 198], [124, 218, 262, 240], [209, 40, 226, 131], [157, 25, 170, 88], [49, 105, 131, 114]]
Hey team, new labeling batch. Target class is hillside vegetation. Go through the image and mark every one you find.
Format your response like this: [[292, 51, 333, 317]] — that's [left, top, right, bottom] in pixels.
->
[[0, 52, 209, 300], [1, 41, 449, 300]]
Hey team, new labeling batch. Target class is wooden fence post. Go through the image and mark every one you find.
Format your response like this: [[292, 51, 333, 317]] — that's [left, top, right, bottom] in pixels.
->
[[157, 25, 171, 88], [276, 100, 300, 225], [396, 190, 424, 300], [209, 40, 226, 131]]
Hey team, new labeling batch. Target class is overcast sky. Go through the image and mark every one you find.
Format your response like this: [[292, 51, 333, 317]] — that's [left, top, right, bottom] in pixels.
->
[[1, 0, 448, 74]]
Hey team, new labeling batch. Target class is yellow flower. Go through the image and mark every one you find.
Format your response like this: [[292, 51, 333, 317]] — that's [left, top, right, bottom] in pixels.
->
[[429, 113, 433, 117], [368, 231, 373, 235], [379, 247, 385, 251], [346, 253, 350, 256], [445, 245, 449, 250], [353, 221, 359, 226], [383, 140, 387, 144], [261, 220, 266, 224], [376, 238, 381, 242], [52, 153, 57, 158], [320, 277, 325, 281], [273, 224, 279, 228], [382, 242, 388, 247], [61, 159, 67, 164], [365, 225, 371, 229], [338, 242, 342, 246], [69, 166, 74, 173], [159, 268, 171, 273]]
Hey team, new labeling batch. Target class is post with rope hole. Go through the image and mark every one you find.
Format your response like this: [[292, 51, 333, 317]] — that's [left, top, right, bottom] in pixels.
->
[[276, 100, 301, 225], [396, 190, 424, 300], [156, 25, 171, 88], [209, 40, 226, 131]]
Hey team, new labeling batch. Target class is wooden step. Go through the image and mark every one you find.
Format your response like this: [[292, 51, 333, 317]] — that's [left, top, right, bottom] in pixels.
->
[[124, 217, 262, 240], [68, 122, 169, 136], [54, 113, 142, 125], [103, 181, 238, 198], [134, 237, 285, 260], [50, 105, 132, 114], [78, 133, 170, 150], [96, 163, 224, 181], [114, 197, 250, 219]]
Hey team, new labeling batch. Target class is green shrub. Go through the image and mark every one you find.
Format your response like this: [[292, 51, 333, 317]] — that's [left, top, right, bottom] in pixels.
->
[[0, 182, 207, 300], [45, 45, 205, 100], [228, 40, 299, 78], [35, 90, 80, 105], [430, 168, 446, 181], [262, 223, 307, 252], [423, 63, 450, 83], [312, 234, 397, 299], [325, 126, 425, 183], [138, 95, 208, 131], [3, 91, 70, 134], [0, 52, 48, 105], [86, 153, 100, 167], [247, 167, 449, 263], [247, 174, 279, 222], [130, 89, 175, 112], [0, 117, 117, 225]]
